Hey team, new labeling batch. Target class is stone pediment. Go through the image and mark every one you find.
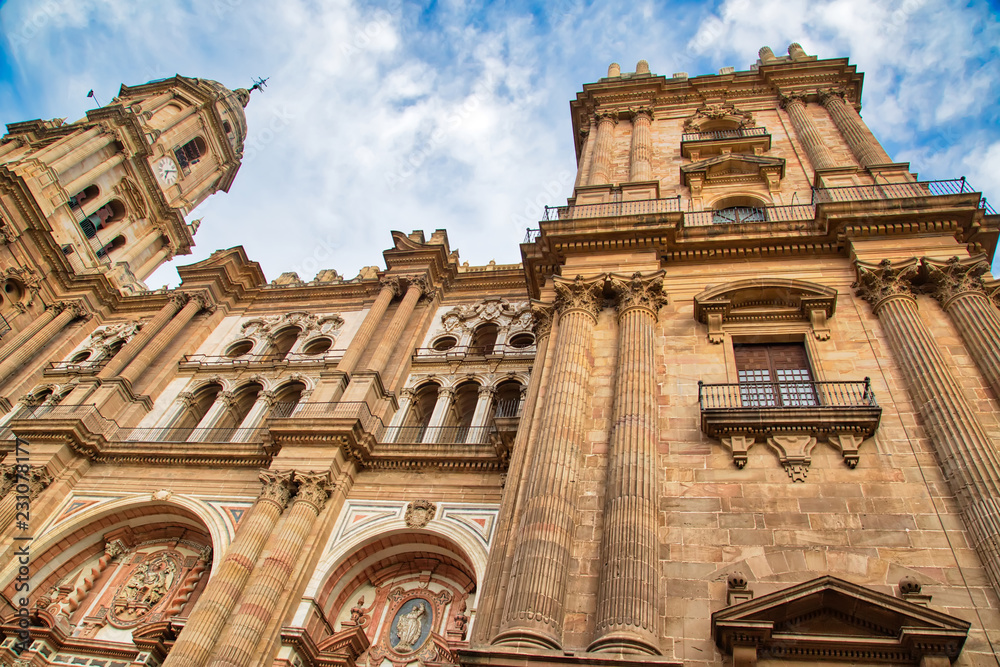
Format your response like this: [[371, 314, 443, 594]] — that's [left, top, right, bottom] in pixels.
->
[[712, 576, 970, 664], [682, 154, 785, 184], [694, 278, 837, 342]]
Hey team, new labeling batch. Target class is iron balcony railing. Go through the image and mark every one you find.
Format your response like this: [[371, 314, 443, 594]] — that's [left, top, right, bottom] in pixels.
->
[[269, 401, 387, 439], [812, 177, 996, 214], [180, 351, 344, 368], [494, 398, 523, 419], [683, 203, 816, 227], [385, 420, 500, 445], [524, 228, 541, 243], [543, 196, 682, 222], [46, 358, 111, 374], [681, 126, 769, 143], [699, 379, 876, 410], [413, 342, 536, 360], [18, 403, 120, 439], [0, 313, 9, 339]]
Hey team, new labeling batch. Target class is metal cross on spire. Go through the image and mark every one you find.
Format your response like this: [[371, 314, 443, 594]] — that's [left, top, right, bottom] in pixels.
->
[[249, 77, 270, 95]]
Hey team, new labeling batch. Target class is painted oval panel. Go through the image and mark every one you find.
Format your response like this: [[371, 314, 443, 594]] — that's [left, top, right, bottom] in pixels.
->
[[390, 598, 432, 654]]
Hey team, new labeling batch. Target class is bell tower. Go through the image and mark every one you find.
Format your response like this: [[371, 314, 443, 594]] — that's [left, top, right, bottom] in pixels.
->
[[0, 75, 249, 295]]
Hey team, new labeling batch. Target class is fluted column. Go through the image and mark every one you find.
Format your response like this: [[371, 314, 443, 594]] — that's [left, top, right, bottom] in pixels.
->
[[494, 275, 605, 650], [385, 388, 415, 443], [780, 94, 837, 171], [587, 112, 618, 186], [855, 259, 1000, 597], [337, 278, 400, 376], [365, 277, 426, 375], [207, 472, 331, 667], [99, 294, 187, 379], [165, 470, 294, 667], [820, 89, 891, 168], [0, 308, 59, 363], [628, 109, 653, 182], [63, 152, 126, 199], [49, 128, 112, 174], [0, 302, 86, 382], [574, 116, 598, 189], [422, 387, 455, 444], [118, 294, 209, 385], [590, 273, 665, 655]]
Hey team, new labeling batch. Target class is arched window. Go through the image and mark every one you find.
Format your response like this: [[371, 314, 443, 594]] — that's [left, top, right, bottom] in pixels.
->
[[68, 185, 100, 209], [494, 380, 524, 418], [96, 234, 126, 259], [267, 326, 301, 360], [449, 381, 481, 443], [81, 199, 126, 238], [269, 381, 307, 419], [402, 383, 440, 442], [711, 195, 768, 225], [470, 323, 499, 355], [171, 383, 223, 440], [216, 382, 263, 434], [175, 136, 208, 169]]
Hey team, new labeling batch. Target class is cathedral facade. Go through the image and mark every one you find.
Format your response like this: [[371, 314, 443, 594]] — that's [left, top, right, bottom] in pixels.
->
[[1, 44, 999, 667]]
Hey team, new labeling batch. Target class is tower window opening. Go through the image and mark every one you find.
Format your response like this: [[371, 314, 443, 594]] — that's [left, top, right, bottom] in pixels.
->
[[68, 185, 100, 209], [470, 323, 499, 355], [175, 136, 208, 169]]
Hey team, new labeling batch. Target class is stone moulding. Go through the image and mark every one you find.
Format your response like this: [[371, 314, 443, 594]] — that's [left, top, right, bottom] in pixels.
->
[[693, 277, 837, 342], [712, 575, 970, 665]]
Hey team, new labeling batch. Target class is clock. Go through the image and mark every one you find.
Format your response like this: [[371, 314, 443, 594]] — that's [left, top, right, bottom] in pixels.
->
[[156, 157, 178, 185]]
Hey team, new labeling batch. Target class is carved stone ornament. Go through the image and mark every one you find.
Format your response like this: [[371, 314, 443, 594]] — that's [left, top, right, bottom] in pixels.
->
[[608, 271, 667, 317], [28, 466, 54, 500], [0, 464, 15, 498], [595, 109, 619, 125], [923, 255, 991, 307], [293, 471, 332, 513], [108, 550, 181, 628], [530, 304, 554, 339], [767, 435, 817, 482], [258, 469, 295, 509], [853, 258, 920, 311], [380, 275, 402, 297], [404, 499, 437, 528], [553, 274, 606, 320], [684, 102, 755, 132], [440, 298, 529, 332]]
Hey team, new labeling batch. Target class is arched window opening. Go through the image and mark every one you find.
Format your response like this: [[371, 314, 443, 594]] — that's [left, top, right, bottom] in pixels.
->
[[81, 199, 126, 238], [494, 381, 524, 418], [96, 234, 126, 260], [2, 279, 25, 304], [175, 136, 208, 169], [68, 185, 100, 209], [223, 120, 233, 134], [70, 350, 92, 364], [450, 381, 481, 443], [267, 326, 301, 360], [171, 383, 223, 439], [216, 382, 263, 433], [711, 195, 768, 225], [269, 381, 307, 419], [302, 337, 333, 355], [28, 388, 56, 417], [431, 335, 458, 351], [508, 333, 535, 349], [104, 338, 126, 361], [402, 383, 440, 442], [470, 323, 499, 355], [225, 339, 254, 358]]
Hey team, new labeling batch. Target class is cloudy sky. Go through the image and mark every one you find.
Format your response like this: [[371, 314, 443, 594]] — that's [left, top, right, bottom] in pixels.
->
[[1, 0, 999, 286]]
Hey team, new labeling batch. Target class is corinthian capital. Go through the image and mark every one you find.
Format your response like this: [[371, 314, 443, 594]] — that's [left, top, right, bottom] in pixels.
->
[[924, 256, 991, 307], [853, 258, 920, 310], [0, 464, 15, 498], [595, 110, 619, 125], [779, 92, 807, 109], [28, 466, 54, 500], [608, 271, 667, 317], [258, 469, 295, 509], [380, 276, 402, 297], [168, 292, 191, 310], [293, 471, 332, 513], [530, 303, 554, 339], [553, 274, 606, 321]]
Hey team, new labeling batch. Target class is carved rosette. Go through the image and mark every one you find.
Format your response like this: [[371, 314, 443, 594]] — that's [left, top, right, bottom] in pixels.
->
[[553, 275, 606, 322], [853, 259, 920, 313], [257, 469, 294, 510], [404, 500, 436, 528], [293, 471, 332, 513], [608, 271, 667, 318], [924, 256, 991, 308]]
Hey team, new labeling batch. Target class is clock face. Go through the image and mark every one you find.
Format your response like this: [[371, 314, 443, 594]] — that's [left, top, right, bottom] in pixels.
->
[[156, 157, 178, 185]]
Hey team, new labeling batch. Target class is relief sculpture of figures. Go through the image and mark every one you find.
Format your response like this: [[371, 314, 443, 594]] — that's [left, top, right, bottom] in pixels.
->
[[393, 601, 428, 652]]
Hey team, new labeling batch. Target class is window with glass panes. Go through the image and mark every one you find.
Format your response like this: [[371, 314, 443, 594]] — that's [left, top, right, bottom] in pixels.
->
[[734, 343, 817, 407]]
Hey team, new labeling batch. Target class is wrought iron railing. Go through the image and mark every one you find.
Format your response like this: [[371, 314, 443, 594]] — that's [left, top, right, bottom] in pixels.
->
[[413, 342, 536, 360], [494, 398, 523, 419], [384, 420, 499, 445], [0, 312, 9, 339], [19, 404, 120, 439], [684, 204, 816, 227], [543, 196, 681, 221], [812, 177, 996, 213], [698, 379, 876, 410], [180, 351, 343, 368], [681, 127, 769, 143], [524, 228, 541, 243], [46, 358, 111, 374]]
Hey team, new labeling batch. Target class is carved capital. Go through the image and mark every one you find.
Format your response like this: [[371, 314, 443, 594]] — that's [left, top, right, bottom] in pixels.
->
[[853, 258, 919, 311], [379, 276, 402, 297], [168, 292, 191, 310], [553, 274, 606, 321], [818, 87, 849, 106], [0, 464, 14, 498], [478, 385, 496, 398], [530, 304, 554, 339], [257, 390, 278, 407], [779, 93, 807, 110], [405, 276, 431, 298], [608, 271, 667, 318], [399, 388, 417, 401], [190, 292, 214, 313], [293, 471, 332, 513], [595, 110, 619, 125], [28, 466, 54, 500], [258, 469, 295, 509], [176, 391, 197, 409], [924, 256, 990, 308], [630, 106, 654, 122]]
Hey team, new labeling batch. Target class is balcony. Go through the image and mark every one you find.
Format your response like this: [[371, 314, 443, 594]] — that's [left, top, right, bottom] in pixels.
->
[[412, 342, 536, 363], [699, 380, 882, 475], [813, 177, 996, 213], [542, 196, 681, 222], [179, 351, 344, 371], [44, 358, 111, 376], [683, 203, 816, 228], [680, 126, 771, 158]]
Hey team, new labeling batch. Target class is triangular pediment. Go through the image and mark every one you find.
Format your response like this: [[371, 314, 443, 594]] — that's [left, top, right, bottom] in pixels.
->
[[682, 153, 785, 183], [712, 576, 970, 663]]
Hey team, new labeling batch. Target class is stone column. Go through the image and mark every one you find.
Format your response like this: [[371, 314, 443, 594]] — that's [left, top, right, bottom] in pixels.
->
[[0, 307, 60, 363], [135, 244, 173, 282], [365, 277, 425, 375], [0, 302, 85, 382], [422, 387, 455, 444], [231, 391, 277, 442], [590, 272, 665, 655], [780, 94, 837, 171], [165, 470, 294, 667], [820, 89, 891, 168], [99, 294, 188, 379], [63, 153, 126, 198], [628, 108, 653, 182], [494, 275, 605, 650], [587, 112, 618, 186], [384, 388, 415, 443], [49, 128, 112, 173], [207, 472, 331, 667], [117, 294, 209, 386], [855, 259, 1000, 597], [466, 385, 496, 444], [574, 116, 598, 189], [337, 277, 400, 376]]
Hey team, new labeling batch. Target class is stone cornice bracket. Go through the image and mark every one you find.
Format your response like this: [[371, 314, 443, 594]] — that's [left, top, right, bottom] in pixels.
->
[[292, 470, 333, 513], [530, 303, 554, 339], [553, 274, 607, 322], [923, 255, 991, 310], [257, 469, 294, 510], [608, 271, 667, 318], [853, 258, 920, 314]]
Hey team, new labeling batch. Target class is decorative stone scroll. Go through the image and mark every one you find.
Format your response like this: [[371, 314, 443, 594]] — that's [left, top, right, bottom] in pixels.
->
[[683, 102, 755, 133]]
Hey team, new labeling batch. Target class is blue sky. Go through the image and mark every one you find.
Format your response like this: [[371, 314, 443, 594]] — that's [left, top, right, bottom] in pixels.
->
[[1, 0, 999, 285]]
